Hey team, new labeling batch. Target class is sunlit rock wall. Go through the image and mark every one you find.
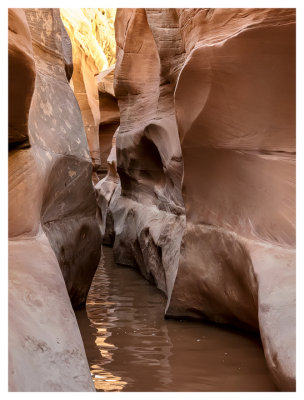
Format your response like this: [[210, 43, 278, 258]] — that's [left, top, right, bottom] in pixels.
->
[[8, 8, 102, 391], [107, 8, 296, 391], [60, 8, 116, 173]]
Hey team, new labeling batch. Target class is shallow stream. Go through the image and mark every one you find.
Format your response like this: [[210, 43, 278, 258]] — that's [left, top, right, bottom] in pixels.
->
[[75, 245, 276, 392]]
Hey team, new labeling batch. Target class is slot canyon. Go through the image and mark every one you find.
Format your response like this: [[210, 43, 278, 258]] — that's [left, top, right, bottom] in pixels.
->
[[8, 7, 296, 392]]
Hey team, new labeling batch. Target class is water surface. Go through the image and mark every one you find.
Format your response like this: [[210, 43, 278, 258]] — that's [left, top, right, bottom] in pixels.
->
[[76, 245, 276, 392]]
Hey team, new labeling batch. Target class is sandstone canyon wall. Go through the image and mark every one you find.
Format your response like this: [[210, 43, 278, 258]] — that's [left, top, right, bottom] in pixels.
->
[[109, 8, 186, 301], [99, 8, 296, 391], [170, 8, 296, 391], [60, 8, 116, 176], [96, 65, 120, 175], [8, 8, 101, 391]]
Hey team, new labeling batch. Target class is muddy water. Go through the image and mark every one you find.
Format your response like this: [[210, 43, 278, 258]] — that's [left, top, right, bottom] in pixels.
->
[[75, 245, 277, 392]]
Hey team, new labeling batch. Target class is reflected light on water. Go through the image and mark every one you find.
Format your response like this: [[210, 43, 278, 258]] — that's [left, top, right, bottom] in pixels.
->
[[85, 266, 128, 391], [91, 365, 127, 391]]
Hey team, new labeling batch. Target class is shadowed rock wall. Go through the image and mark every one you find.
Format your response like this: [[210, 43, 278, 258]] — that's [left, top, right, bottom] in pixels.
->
[[8, 8, 101, 391], [101, 8, 296, 391]]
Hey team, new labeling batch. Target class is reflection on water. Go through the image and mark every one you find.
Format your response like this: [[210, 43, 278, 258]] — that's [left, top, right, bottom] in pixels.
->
[[75, 246, 277, 392]]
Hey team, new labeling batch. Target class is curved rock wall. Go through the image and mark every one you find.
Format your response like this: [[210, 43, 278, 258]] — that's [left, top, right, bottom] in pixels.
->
[[103, 8, 296, 391], [24, 8, 102, 307], [170, 8, 296, 391], [8, 8, 101, 391]]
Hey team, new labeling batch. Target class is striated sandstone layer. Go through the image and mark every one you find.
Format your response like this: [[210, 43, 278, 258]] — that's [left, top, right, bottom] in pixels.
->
[[8, 8, 100, 391], [60, 8, 116, 172], [102, 8, 296, 391]]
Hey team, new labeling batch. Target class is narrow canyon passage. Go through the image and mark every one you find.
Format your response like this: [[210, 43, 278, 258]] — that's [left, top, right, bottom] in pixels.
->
[[76, 246, 277, 392], [8, 8, 295, 392]]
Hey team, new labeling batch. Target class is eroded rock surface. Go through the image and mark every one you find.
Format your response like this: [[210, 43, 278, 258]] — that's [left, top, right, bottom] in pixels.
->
[[8, 8, 100, 391], [102, 8, 296, 391]]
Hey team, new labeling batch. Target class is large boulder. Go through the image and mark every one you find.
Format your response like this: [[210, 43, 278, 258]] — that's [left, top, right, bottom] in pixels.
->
[[104, 8, 296, 391], [8, 8, 100, 391]]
